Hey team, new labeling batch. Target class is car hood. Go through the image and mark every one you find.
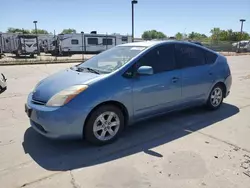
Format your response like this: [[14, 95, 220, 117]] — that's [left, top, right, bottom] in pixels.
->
[[32, 68, 102, 103]]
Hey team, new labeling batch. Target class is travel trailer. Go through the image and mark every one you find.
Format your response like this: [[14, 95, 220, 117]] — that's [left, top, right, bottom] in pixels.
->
[[0, 33, 18, 53], [37, 34, 56, 53], [51, 33, 132, 55], [0, 33, 3, 56], [1, 33, 38, 57]]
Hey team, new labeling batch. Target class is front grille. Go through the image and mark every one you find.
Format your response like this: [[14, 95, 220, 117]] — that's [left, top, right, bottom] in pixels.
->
[[32, 121, 47, 133]]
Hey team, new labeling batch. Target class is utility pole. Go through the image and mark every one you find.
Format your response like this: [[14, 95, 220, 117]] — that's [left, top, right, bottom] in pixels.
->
[[33, 21, 40, 55], [81, 31, 84, 61], [238, 19, 246, 53], [131, 0, 138, 42]]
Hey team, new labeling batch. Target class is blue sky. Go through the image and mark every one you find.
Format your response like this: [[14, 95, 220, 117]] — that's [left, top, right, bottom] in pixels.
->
[[0, 0, 249, 37]]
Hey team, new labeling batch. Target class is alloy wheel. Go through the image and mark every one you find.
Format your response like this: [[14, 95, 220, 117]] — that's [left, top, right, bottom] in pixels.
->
[[210, 87, 223, 107], [93, 111, 120, 141]]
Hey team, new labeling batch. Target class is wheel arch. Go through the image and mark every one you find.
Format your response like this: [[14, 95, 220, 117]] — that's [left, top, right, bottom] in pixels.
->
[[83, 100, 129, 136], [207, 81, 227, 100], [214, 81, 227, 98]]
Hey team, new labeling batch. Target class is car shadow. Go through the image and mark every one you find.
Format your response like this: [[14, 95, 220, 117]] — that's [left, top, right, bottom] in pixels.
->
[[22, 103, 239, 171]]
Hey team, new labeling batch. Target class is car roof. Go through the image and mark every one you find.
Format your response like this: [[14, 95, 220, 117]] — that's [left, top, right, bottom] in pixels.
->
[[120, 40, 168, 47], [120, 40, 218, 55], [120, 40, 206, 48]]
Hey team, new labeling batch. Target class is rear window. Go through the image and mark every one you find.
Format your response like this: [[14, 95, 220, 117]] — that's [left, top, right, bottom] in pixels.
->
[[206, 51, 218, 64]]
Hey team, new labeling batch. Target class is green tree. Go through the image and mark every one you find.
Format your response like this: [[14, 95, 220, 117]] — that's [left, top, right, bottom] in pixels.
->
[[227, 29, 233, 41], [232, 32, 249, 41], [188, 32, 207, 41], [210, 28, 221, 41], [219, 30, 229, 41], [31, 29, 49, 34], [175, 32, 183, 40], [61, 28, 76, 34], [7, 27, 30, 34], [142, 30, 166, 40]]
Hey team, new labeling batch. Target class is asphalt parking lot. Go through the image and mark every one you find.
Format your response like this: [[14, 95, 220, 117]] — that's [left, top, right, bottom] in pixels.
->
[[0, 56, 250, 188]]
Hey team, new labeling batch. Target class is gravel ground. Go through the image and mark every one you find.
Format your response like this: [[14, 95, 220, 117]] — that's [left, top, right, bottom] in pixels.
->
[[0, 53, 94, 63]]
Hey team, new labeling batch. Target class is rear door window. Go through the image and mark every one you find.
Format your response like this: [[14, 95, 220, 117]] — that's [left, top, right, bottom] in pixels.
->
[[175, 43, 206, 68]]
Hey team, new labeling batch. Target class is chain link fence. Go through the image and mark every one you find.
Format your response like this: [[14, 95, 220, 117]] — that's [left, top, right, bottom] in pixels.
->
[[1, 34, 250, 64]]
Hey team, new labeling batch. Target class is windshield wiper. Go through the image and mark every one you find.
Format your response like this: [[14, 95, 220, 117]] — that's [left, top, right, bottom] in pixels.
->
[[74, 66, 100, 74], [85, 67, 100, 74]]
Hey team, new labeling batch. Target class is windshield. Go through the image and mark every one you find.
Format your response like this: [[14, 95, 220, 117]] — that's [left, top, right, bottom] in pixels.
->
[[77, 46, 147, 73]]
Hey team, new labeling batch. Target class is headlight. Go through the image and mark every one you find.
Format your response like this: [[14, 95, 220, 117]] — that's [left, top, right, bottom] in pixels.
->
[[46, 85, 88, 107]]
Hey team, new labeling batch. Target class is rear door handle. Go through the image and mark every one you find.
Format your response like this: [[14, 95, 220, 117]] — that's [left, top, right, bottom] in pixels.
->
[[172, 77, 179, 83]]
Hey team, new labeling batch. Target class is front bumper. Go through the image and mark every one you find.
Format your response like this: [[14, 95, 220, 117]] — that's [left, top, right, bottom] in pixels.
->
[[25, 93, 89, 139]]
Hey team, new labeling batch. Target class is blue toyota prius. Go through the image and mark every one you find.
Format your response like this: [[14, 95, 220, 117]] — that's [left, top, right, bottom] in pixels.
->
[[25, 41, 232, 145]]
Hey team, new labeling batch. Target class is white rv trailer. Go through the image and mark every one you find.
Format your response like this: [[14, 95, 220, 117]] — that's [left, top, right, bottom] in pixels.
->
[[0, 33, 18, 53], [1, 33, 38, 57], [52, 33, 132, 55], [37, 34, 56, 53], [0, 33, 3, 55]]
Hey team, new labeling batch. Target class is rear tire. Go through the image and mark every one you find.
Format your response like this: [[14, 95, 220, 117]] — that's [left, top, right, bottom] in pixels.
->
[[84, 105, 124, 145], [206, 84, 224, 110]]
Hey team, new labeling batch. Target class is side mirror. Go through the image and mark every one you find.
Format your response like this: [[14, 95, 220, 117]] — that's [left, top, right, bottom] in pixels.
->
[[137, 66, 153, 75]]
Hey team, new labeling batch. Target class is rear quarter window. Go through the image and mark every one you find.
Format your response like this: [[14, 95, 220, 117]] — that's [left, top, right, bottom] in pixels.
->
[[206, 51, 218, 64]]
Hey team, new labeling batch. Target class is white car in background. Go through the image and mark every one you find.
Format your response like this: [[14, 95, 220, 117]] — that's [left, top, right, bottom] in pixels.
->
[[0, 73, 7, 92], [232, 40, 250, 53]]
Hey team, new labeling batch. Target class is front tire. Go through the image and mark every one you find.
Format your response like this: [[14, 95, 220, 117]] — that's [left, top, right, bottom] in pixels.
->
[[206, 84, 224, 110], [84, 105, 124, 145], [0, 86, 6, 93]]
